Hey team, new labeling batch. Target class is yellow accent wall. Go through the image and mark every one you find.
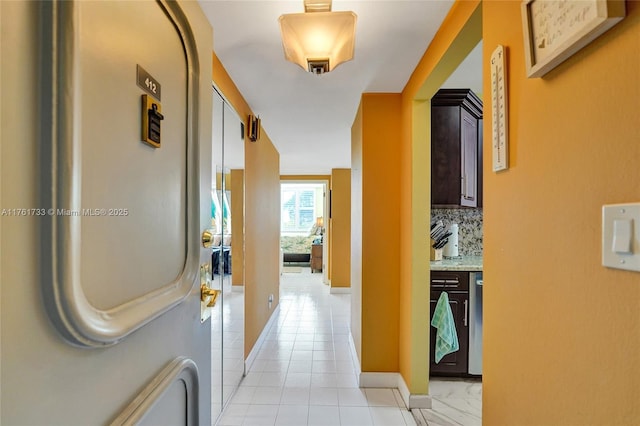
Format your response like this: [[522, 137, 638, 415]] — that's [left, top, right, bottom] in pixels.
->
[[351, 103, 363, 362], [330, 168, 351, 288], [213, 54, 281, 358], [351, 94, 402, 372], [483, 1, 640, 423], [399, 0, 482, 394]]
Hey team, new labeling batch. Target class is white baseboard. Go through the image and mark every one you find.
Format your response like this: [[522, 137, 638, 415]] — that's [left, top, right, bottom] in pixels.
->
[[232, 285, 244, 293], [329, 286, 351, 294], [359, 372, 431, 409], [245, 304, 280, 373], [408, 394, 432, 409], [348, 332, 362, 374], [397, 375, 412, 408], [348, 333, 431, 409], [397, 375, 432, 409], [359, 372, 398, 388]]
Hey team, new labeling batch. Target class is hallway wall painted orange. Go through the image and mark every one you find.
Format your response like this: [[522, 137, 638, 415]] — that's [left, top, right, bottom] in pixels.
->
[[483, 1, 640, 423], [330, 168, 351, 289], [351, 94, 402, 372]]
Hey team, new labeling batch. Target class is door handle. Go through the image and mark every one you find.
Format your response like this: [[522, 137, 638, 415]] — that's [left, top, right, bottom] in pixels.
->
[[201, 284, 221, 308], [199, 262, 219, 307], [202, 230, 213, 248], [463, 299, 468, 327]]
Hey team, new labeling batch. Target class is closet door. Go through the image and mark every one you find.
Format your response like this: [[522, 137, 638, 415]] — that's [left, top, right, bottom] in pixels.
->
[[211, 87, 246, 416], [221, 96, 246, 407], [211, 88, 225, 422]]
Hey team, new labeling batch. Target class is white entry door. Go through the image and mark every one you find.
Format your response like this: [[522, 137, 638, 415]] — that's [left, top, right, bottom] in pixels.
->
[[1, 0, 214, 424]]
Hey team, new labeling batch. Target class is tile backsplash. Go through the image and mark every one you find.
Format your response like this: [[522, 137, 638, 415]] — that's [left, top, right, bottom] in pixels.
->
[[431, 208, 483, 256]]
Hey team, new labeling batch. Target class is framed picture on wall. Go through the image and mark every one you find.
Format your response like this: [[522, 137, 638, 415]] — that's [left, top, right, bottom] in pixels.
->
[[521, 0, 625, 78]]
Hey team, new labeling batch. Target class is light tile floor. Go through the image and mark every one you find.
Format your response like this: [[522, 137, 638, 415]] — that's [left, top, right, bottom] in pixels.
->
[[218, 267, 482, 426]]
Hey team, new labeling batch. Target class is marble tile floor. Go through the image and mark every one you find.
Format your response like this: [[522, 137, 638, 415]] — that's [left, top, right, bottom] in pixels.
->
[[413, 379, 482, 426], [217, 267, 482, 426]]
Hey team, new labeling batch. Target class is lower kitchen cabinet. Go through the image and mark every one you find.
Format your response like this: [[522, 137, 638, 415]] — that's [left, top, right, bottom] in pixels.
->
[[430, 271, 469, 376]]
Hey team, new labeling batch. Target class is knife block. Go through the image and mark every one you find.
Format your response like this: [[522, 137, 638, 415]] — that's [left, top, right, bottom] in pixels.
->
[[430, 239, 443, 261]]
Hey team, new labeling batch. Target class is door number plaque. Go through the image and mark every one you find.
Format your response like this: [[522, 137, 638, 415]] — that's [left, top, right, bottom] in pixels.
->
[[136, 64, 161, 101], [138, 65, 164, 148]]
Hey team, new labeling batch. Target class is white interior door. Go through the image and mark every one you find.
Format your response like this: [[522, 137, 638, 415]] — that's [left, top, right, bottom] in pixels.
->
[[1, 1, 214, 423]]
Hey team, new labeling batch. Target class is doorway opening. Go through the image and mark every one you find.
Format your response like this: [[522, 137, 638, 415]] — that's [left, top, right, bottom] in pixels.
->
[[280, 181, 329, 283], [414, 8, 483, 425]]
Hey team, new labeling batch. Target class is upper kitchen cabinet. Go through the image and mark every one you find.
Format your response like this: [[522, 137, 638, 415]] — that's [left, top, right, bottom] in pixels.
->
[[431, 89, 483, 208]]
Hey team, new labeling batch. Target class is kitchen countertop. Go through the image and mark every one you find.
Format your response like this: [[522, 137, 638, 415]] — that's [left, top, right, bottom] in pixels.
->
[[430, 255, 483, 271]]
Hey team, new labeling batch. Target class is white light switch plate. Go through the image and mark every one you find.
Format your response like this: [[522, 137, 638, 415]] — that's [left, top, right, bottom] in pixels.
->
[[602, 203, 640, 271]]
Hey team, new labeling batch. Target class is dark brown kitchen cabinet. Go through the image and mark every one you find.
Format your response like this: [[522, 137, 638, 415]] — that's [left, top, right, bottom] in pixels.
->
[[431, 89, 483, 208], [430, 271, 469, 375]]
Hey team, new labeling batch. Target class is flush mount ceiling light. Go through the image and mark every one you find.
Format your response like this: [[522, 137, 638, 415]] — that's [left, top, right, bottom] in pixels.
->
[[278, 0, 357, 75]]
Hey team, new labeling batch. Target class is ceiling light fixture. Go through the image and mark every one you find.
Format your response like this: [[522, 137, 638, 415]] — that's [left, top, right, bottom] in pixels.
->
[[278, 0, 357, 75]]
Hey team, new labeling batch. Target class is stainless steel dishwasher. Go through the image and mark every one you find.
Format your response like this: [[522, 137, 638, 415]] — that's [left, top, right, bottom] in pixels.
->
[[468, 272, 483, 375]]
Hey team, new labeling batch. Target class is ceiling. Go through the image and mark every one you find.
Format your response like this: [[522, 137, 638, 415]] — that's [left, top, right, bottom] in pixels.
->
[[199, 1, 481, 175]]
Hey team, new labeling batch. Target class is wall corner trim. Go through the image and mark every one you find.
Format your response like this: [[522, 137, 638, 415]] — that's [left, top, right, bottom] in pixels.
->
[[358, 372, 432, 409], [350, 332, 431, 409], [349, 330, 362, 373], [397, 374, 432, 409]]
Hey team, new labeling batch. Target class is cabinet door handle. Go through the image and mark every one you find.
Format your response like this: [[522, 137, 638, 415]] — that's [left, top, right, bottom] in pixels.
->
[[462, 175, 474, 201], [463, 299, 468, 327], [432, 279, 459, 284]]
